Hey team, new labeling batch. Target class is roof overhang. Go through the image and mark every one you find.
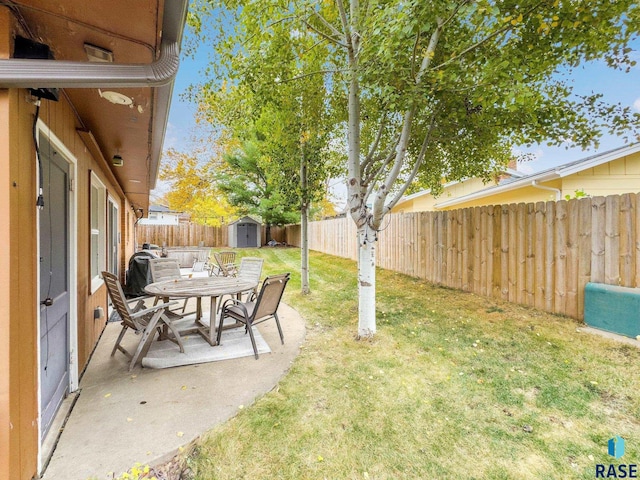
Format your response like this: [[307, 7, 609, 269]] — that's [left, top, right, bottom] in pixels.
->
[[434, 143, 640, 209], [0, 0, 189, 213]]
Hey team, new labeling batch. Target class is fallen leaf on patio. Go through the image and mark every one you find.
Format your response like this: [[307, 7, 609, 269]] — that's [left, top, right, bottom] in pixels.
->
[[127, 417, 133, 422], [104, 393, 111, 398], [181, 385, 187, 390], [177, 432, 184, 437]]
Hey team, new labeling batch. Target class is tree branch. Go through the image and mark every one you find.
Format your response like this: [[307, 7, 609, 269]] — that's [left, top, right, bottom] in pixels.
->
[[362, 114, 388, 168], [336, 0, 352, 52], [431, 3, 544, 71], [384, 112, 438, 214], [301, 14, 347, 47], [281, 68, 347, 83], [311, 10, 344, 39]]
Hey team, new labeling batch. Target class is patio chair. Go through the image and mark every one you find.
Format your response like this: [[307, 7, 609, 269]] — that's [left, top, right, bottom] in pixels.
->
[[217, 257, 264, 312], [217, 273, 290, 359], [102, 271, 185, 371], [210, 251, 237, 277], [148, 258, 191, 314]]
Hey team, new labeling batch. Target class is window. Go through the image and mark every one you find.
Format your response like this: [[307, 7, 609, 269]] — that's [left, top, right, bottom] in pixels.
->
[[107, 197, 119, 275], [90, 173, 106, 292]]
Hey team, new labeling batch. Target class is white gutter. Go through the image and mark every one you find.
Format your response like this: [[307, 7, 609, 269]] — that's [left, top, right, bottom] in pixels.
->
[[0, 0, 189, 190], [0, 39, 179, 88], [531, 180, 561, 200], [434, 170, 561, 208]]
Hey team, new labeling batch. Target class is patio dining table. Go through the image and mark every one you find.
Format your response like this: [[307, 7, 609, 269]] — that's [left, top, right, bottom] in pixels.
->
[[144, 276, 258, 346]]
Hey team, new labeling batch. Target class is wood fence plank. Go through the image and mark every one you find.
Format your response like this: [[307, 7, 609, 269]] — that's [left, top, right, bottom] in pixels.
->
[[591, 196, 606, 283], [516, 203, 526, 304], [619, 193, 635, 287], [525, 203, 535, 306], [462, 208, 470, 291], [554, 200, 567, 315], [473, 207, 482, 294], [480, 206, 488, 296], [508, 204, 517, 303], [605, 195, 620, 285], [501, 205, 510, 300], [565, 199, 579, 318], [534, 202, 545, 310], [577, 197, 592, 319], [492, 205, 502, 299], [545, 201, 555, 312]]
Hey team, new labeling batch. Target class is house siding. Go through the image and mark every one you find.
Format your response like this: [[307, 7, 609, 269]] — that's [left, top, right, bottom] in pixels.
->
[[565, 151, 640, 197], [0, 12, 136, 479]]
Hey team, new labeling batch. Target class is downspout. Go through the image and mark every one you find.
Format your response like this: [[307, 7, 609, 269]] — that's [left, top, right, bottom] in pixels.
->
[[531, 180, 561, 200]]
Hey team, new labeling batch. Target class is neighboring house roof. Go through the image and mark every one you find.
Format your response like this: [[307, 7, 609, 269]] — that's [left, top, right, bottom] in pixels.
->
[[148, 205, 181, 214], [393, 166, 525, 209], [434, 142, 640, 209]]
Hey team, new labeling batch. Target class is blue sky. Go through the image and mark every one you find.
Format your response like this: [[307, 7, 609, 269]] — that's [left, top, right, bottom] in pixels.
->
[[161, 33, 640, 204]]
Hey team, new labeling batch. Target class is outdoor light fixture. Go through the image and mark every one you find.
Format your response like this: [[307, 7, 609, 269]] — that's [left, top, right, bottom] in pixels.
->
[[84, 43, 114, 63], [112, 154, 124, 167]]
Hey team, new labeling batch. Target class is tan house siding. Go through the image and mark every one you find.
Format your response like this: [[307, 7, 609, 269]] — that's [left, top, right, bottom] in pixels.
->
[[0, 89, 11, 480], [8, 87, 39, 479], [564, 151, 640, 197], [441, 180, 563, 210], [1, 22, 133, 478], [392, 149, 640, 213]]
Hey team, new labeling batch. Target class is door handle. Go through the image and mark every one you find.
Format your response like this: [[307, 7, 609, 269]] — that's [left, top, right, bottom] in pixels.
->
[[41, 297, 53, 306]]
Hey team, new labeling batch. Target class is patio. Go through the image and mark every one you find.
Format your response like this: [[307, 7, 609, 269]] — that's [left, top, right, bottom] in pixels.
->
[[41, 297, 306, 480]]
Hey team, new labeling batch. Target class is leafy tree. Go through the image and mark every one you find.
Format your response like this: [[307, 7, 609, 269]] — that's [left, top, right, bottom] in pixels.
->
[[191, 0, 640, 337], [218, 139, 300, 241], [191, 10, 340, 293], [159, 148, 235, 226]]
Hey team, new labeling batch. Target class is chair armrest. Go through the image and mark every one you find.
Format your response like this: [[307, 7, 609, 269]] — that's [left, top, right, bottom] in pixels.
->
[[221, 298, 250, 318], [129, 301, 178, 319]]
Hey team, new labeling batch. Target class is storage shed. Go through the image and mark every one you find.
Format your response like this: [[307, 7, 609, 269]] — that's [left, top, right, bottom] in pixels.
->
[[228, 216, 262, 248]]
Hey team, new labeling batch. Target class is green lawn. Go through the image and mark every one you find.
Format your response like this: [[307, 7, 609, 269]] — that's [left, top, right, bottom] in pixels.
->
[[183, 247, 640, 479]]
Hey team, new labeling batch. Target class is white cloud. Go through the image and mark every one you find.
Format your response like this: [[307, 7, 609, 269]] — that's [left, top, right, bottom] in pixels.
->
[[633, 97, 640, 112]]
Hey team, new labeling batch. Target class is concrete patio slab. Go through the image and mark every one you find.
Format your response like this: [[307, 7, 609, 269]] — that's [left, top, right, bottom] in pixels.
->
[[42, 301, 306, 480]]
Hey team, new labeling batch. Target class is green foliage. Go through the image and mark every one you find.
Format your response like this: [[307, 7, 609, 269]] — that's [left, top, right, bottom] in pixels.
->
[[218, 139, 299, 227], [565, 189, 589, 200], [189, 0, 639, 220]]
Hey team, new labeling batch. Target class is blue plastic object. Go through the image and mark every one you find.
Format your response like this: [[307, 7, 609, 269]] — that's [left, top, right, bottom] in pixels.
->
[[584, 283, 640, 338]]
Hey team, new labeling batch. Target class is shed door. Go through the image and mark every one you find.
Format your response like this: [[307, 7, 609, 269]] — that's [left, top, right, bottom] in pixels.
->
[[237, 223, 257, 248], [39, 137, 70, 440]]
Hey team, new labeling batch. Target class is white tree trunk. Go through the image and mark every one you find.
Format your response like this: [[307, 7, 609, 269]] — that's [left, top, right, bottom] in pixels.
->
[[301, 204, 310, 295], [357, 226, 376, 337]]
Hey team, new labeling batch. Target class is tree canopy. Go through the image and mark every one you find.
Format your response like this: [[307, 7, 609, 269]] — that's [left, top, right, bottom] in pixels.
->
[[189, 0, 640, 336], [158, 148, 236, 226]]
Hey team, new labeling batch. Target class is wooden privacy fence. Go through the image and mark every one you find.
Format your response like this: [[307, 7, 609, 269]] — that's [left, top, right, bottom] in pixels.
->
[[137, 223, 228, 247], [285, 193, 640, 321]]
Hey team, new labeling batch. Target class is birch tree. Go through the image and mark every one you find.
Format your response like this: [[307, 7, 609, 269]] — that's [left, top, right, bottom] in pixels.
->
[[191, 0, 640, 337]]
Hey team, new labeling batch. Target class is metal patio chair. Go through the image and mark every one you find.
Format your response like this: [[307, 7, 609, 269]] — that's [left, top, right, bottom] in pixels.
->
[[217, 273, 290, 359]]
